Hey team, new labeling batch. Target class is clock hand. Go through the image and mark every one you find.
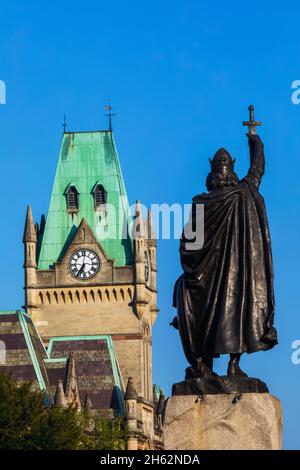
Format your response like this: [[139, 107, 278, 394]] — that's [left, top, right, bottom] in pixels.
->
[[77, 263, 85, 276]]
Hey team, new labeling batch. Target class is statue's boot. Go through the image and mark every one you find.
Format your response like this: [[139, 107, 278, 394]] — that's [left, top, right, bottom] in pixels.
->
[[227, 353, 248, 377], [203, 356, 218, 377], [185, 357, 214, 379]]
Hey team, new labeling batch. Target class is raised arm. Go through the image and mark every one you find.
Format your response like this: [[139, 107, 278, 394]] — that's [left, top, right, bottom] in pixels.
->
[[245, 133, 265, 188]]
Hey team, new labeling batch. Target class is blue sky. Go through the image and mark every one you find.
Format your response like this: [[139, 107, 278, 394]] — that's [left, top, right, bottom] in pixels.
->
[[1, 0, 300, 449]]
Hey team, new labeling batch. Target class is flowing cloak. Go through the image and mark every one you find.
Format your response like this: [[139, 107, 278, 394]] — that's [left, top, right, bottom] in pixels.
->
[[173, 141, 278, 362]]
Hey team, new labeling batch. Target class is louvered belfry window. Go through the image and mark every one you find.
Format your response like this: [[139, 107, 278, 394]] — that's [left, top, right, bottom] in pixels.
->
[[66, 186, 79, 212], [93, 184, 106, 210]]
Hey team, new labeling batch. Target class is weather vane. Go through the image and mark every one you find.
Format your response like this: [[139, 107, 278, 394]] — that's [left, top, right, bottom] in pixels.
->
[[243, 104, 262, 135], [105, 103, 116, 131], [62, 114, 67, 133]]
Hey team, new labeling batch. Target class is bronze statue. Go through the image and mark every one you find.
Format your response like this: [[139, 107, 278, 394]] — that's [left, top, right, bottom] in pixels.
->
[[172, 106, 278, 389]]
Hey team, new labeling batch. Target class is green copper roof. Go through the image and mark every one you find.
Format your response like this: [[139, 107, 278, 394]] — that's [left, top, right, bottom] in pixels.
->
[[38, 131, 133, 269]]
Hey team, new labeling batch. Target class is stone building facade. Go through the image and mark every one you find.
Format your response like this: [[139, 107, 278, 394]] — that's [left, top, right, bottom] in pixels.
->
[[0, 128, 164, 450]]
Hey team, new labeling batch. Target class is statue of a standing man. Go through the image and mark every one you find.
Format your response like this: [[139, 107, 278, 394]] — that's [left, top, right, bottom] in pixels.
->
[[172, 109, 278, 381]]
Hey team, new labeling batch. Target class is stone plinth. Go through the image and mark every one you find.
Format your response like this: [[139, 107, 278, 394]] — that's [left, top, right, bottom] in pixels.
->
[[163, 393, 282, 450], [172, 375, 269, 395]]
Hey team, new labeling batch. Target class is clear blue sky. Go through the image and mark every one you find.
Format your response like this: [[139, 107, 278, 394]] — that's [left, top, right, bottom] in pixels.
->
[[1, 0, 300, 449]]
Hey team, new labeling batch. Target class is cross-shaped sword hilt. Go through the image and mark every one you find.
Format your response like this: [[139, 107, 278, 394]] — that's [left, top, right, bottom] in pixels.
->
[[242, 104, 262, 135]]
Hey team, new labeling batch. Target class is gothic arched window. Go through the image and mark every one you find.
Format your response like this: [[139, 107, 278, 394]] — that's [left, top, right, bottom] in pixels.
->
[[92, 184, 106, 210], [65, 185, 79, 212]]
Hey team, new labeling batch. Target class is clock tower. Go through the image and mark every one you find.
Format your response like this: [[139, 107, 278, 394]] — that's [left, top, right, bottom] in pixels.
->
[[23, 128, 161, 449]]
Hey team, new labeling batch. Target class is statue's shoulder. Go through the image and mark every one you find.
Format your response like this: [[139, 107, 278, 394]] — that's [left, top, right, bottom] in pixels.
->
[[192, 184, 249, 204], [192, 192, 209, 203]]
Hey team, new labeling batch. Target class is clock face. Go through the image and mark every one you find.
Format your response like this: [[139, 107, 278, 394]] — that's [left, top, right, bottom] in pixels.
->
[[69, 249, 100, 280], [144, 251, 150, 284]]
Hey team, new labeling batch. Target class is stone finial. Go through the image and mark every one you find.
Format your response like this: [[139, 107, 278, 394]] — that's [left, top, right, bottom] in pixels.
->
[[23, 205, 36, 243], [132, 200, 146, 239], [65, 352, 81, 412], [124, 377, 137, 401], [54, 380, 67, 408], [147, 208, 156, 242]]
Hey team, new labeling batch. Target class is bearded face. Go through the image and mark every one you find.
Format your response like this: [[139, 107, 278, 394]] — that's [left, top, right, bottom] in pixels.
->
[[206, 148, 239, 191], [206, 169, 239, 191]]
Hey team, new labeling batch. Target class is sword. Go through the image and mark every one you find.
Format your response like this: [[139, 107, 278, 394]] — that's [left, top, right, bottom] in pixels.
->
[[242, 104, 262, 135]]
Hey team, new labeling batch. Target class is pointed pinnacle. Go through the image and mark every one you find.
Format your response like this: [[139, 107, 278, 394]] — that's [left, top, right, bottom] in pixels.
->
[[134, 200, 142, 218], [65, 352, 81, 412], [54, 380, 67, 408], [147, 208, 156, 241], [124, 376, 137, 401], [23, 205, 37, 243], [133, 200, 145, 238], [65, 352, 77, 397]]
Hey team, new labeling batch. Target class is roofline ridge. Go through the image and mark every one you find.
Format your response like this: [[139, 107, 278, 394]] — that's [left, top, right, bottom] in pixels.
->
[[64, 130, 113, 134]]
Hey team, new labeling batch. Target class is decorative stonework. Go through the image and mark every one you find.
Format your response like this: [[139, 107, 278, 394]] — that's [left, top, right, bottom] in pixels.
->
[[22, 129, 162, 450], [36, 286, 134, 306]]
